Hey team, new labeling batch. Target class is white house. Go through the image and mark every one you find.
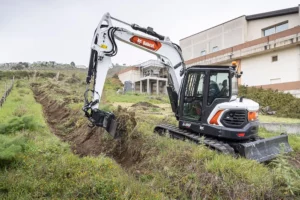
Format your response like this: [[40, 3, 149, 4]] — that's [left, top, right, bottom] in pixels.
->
[[117, 60, 168, 94]]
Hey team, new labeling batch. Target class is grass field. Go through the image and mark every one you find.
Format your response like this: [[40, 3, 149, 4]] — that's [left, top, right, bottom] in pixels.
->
[[0, 79, 13, 96], [0, 80, 163, 199], [1, 70, 300, 199], [259, 115, 300, 124]]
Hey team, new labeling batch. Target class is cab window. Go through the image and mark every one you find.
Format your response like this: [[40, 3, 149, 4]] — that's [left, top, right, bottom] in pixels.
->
[[208, 72, 230, 105]]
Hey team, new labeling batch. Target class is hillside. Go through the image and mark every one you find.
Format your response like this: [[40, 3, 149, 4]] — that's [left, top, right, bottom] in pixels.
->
[[0, 70, 300, 199]]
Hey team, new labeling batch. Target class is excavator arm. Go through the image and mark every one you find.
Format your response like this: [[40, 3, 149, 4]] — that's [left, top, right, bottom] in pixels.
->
[[83, 13, 185, 137]]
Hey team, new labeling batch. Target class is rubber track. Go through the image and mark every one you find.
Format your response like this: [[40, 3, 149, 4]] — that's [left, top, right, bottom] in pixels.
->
[[155, 124, 235, 155]]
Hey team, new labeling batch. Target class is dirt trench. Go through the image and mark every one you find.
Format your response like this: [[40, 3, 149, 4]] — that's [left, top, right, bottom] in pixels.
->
[[31, 85, 144, 168]]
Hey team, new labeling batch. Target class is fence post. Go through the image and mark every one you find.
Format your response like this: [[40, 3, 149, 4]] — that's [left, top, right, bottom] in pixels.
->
[[5, 82, 7, 100]]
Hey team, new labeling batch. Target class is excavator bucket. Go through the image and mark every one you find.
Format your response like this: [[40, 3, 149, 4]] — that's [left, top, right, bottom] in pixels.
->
[[236, 134, 292, 162]]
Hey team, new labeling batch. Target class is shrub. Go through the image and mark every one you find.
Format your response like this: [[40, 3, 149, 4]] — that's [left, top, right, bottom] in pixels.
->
[[18, 88, 30, 95], [0, 116, 39, 135], [12, 105, 28, 117], [15, 80, 24, 88], [270, 154, 300, 195], [65, 73, 81, 84], [0, 135, 27, 164], [239, 85, 300, 119], [104, 77, 123, 91]]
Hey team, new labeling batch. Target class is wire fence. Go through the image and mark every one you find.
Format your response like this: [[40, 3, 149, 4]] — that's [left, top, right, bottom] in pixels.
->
[[0, 77, 14, 108]]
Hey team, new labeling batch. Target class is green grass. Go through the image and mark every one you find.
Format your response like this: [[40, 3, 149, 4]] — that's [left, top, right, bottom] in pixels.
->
[[0, 79, 14, 97], [105, 90, 169, 104], [0, 80, 163, 199], [103, 77, 169, 104], [2, 71, 300, 199], [124, 121, 282, 199], [0, 81, 5, 95], [259, 115, 300, 124]]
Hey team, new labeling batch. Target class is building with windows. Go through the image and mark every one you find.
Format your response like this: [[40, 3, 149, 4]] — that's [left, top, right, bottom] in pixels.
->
[[117, 60, 168, 94], [180, 5, 300, 97]]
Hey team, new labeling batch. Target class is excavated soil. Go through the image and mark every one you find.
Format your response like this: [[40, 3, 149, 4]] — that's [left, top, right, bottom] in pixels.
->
[[31, 85, 142, 168], [131, 101, 165, 111], [131, 102, 159, 108]]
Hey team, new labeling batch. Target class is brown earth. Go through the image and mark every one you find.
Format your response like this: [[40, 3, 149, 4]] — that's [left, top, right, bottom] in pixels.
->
[[31, 84, 143, 168], [289, 152, 300, 169], [131, 101, 165, 111], [131, 102, 159, 108]]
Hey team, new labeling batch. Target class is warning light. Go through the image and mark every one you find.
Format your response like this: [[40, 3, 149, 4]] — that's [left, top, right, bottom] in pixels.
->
[[231, 61, 237, 66]]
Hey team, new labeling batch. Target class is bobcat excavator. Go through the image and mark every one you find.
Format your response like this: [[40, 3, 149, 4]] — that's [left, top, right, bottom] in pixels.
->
[[83, 13, 292, 162]]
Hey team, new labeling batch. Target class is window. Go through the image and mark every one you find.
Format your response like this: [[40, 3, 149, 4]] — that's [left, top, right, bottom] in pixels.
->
[[184, 72, 205, 97], [272, 55, 278, 62], [201, 50, 206, 56], [263, 22, 288, 36], [183, 72, 205, 120], [212, 46, 219, 52], [276, 23, 288, 32], [208, 72, 229, 105], [264, 27, 275, 36]]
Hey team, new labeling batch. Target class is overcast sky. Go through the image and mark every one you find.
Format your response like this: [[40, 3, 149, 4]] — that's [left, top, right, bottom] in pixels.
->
[[0, 0, 299, 66]]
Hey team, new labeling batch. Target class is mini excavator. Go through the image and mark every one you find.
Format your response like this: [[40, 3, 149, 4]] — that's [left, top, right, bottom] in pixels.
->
[[83, 13, 292, 162]]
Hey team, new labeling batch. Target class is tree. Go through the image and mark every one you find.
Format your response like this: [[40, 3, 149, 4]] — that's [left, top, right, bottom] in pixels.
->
[[70, 61, 75, 67]]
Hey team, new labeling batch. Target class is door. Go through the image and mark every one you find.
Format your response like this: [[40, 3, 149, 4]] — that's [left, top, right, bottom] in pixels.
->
[[181, 71, 205, 121]]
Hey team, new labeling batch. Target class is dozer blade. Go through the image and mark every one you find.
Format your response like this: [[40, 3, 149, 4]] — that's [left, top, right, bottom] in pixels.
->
[[237, 134, 292, 162]]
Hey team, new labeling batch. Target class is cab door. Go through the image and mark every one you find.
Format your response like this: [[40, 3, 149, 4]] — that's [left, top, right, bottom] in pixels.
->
[[180, 70, 206, 122]]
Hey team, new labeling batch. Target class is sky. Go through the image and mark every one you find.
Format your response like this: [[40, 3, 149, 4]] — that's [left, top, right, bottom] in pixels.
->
[[0, 0, 299, 66]]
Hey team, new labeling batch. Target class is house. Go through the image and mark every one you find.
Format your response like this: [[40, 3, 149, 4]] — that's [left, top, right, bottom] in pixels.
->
[[117, 60, 168, 94], [180, 5, 300, 97]]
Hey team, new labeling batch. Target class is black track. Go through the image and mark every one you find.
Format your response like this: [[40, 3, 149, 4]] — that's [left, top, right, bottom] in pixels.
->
[[154, 124, 236, 155]]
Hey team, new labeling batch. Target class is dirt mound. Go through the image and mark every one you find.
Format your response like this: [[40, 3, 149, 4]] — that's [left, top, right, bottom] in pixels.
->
[[131, 102, 159, 108], [31, 85, 142, 168]]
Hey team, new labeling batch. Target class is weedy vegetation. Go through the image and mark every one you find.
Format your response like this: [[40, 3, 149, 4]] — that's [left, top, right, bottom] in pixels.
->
[[239, 85, 300, 119], [0, 70, 300, 199]]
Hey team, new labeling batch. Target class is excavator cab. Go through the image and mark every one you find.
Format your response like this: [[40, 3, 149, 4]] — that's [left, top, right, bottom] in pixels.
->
[[178, 66, 239, 137], [163, 65, 292, 162], [180, 66, 232, 123]]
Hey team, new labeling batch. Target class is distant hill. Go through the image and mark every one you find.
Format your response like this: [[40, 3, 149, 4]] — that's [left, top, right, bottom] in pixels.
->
[[107, 64, 127, 78], [0, 62, 132, 78], [0, 61, 76, 70]]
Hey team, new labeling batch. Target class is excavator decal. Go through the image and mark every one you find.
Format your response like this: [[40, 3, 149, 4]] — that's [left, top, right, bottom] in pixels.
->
[[130, 36, 162, 51]]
